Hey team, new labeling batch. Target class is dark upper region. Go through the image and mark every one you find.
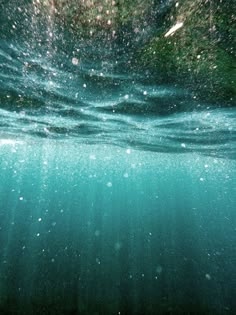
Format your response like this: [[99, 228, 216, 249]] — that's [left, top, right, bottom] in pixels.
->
[[0, 0, 235, 109]]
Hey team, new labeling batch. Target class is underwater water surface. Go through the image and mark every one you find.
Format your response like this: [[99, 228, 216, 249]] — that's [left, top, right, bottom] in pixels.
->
[[0, 0, 236, 314]]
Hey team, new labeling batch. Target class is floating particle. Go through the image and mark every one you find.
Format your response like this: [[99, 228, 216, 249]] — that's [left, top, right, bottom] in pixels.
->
[[19, 196, 24, 201], [205, 273, 211, 280], [83, 83, 87, 88], [95, 230, 100, 237], [156, 265, 163, 274], [126, 149, 131, 154], [181, 143, 186, 148], [114, 242, 122, 251], [38, 218, 42, 222], [143, 91, 147, 95], [123, 173, 129, 178], [72, 57, 79, 65], [106, 182, 112, 187]]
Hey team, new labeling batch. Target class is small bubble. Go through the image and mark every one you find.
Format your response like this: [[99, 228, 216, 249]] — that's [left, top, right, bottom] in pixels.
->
[[38, 218, 42, 222]]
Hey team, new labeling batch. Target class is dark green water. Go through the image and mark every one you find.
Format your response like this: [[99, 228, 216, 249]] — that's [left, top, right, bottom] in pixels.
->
[[0, 1, 236, 314]]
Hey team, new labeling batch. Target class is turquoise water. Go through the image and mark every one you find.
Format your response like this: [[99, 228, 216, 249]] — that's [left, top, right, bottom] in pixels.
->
[[0, 1, 236, 314], [0, 143, 235, 314]]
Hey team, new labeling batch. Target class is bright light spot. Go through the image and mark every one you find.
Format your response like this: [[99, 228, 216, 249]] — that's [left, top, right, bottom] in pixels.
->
[[106, 182, 112, 187], [181, 143, 186, 148], [38, 218, 42, 222], [164, 22, 184, 37], [19, 197, 24, 201], [72, 57, 79, 65], [0, 139, 24, 146], [126, 149, 131, 154]]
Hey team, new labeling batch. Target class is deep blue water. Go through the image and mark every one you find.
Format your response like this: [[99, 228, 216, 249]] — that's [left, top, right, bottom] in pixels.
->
[[0, 1, 236, 314]]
